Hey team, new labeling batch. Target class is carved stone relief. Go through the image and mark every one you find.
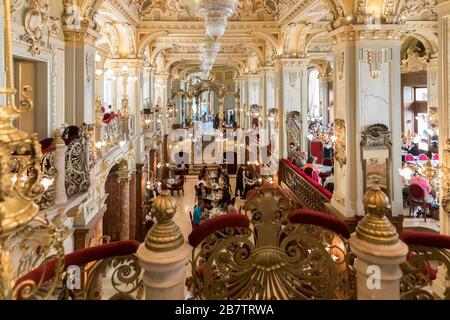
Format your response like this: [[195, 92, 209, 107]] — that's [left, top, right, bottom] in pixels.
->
[[20, 0, 60, 55]]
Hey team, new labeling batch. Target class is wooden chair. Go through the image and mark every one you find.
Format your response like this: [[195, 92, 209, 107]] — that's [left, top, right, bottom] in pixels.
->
[[405, 153, 415, 162], [170, 175, 185, 196], [304, 167, 314, 178], [189, 211, 196, 230], [322, 158, 333, 167], [325, 182, 335, 193], [408, 184, 430, 222]]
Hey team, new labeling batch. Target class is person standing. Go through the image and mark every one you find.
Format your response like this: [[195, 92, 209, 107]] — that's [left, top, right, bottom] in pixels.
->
[[235, 165, 244, 198]]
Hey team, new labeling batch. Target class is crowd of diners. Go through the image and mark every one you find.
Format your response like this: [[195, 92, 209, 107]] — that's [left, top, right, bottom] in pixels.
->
[[400, 134, 440, 220], [288, 142, 335, 193], [192, 164, 261, 228]]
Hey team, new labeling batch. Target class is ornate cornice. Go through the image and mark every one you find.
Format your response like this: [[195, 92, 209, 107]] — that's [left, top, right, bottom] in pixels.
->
[[328, 24, 404, 44], [274, 57, 310, 68], [277, 0, 322, 26], [104, 0, 141, 26]]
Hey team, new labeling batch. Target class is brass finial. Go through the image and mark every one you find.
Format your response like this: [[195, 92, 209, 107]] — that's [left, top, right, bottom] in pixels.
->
[[144, 190, 184, 252], [52, 128, 64, 145], [356, 185, 398, 245]]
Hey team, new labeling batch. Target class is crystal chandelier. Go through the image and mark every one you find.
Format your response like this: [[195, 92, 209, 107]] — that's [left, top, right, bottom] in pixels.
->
[[196, 0, 236, 39], [198, 38, 221, 78], [199, 39, 221, 65]]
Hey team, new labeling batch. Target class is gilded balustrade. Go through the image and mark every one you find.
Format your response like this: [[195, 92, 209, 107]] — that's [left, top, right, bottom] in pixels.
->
[[189, 188, 356, 300], [279, 160, 331, 212], [65, 128, 91, 198], [37, 150, 57, 209], [400, 232, 450, 300], [104, 116, 120, 147], [59, 251, 143, 300]]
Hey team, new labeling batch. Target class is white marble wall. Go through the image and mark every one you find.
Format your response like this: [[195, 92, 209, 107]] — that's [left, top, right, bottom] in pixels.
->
[[265, 70, 276, 110], [331, 40, 403, 218]]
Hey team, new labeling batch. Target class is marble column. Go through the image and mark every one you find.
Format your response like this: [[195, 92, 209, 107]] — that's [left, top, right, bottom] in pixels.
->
[[238, 76, 247, 129], [63, 26, 101, 126], [329, 27, 403, 219], [275, 58, 309, 158], [434, 1, 450, 297], [135, 164, 146, 242], [118, 171, 131, 241], [248, 74, 261, 129], [104, 171, 121, 241], [265, 66, 277, 118], [319, 74, 330, 126], [129, 172, 137, 240]]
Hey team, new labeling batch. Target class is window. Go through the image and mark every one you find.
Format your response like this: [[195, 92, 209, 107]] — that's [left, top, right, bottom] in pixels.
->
[[416, 113, 429, 139], [415, 87, 428, 101], [308, 69, 320, 120], [103, 79, 113, 107]]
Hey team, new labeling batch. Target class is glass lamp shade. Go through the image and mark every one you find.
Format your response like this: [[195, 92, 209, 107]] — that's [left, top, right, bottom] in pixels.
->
[[201, 63, 213, 73], [205, 16, 228, 39], [200, 52, 217, 65]]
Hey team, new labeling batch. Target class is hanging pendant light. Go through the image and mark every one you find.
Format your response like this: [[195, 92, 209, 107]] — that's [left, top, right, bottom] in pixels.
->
[[196, 0, 236, 39]]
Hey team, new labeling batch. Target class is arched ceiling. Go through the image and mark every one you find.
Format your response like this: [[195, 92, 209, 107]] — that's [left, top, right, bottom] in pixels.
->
[[83, 1, 439, 78]]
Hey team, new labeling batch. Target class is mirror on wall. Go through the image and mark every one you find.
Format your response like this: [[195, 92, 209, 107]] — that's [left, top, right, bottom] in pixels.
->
[[361, 124, 392, 197]]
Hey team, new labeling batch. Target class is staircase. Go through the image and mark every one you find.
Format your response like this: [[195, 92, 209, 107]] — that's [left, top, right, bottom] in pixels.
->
[[188, 135, 221, 176], [189, 163, 219, 176]]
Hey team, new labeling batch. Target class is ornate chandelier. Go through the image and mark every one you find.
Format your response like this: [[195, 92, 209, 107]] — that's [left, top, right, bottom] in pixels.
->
[[199, 39, 221, 65], [196, 0, 236, 39]]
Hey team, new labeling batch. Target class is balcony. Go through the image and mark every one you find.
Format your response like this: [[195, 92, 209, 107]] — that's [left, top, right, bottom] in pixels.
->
[[19, 113, 136, 232]]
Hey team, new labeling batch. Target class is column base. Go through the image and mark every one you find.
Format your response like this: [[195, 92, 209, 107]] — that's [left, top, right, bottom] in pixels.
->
[[349, 234, 408, 300], [137, 242, 192, 300]]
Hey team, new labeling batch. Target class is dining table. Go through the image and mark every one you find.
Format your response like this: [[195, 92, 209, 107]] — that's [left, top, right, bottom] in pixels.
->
[[316, 165, 333, 174], [205, 207, 227, 220], [164, 178, 180, 187]]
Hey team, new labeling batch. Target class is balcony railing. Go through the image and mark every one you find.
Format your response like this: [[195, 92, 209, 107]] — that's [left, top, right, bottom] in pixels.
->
[[279, 159, 332, 212], [16, 240, 143, 300], [32, 113, 135, 211], [187, 187, 356, 300], [400, 231, 450, 300], [11, 185, 450, 300]]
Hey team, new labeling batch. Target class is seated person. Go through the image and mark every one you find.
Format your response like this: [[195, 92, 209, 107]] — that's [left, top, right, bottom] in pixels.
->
[[197, 183, 207, 200], [219, 187, 232, 209], [227, 198, 238, 215], [203, 199, 213, 211], [197, 174, 207, 187], [218, 174, 225, 187], [303, 156, 320, 172], [408, 142, 420, 157], [324, 168, 335, 189], [199, 166, 209, 179], [410, 173, 439, 209], [193, 201, 204, 226]]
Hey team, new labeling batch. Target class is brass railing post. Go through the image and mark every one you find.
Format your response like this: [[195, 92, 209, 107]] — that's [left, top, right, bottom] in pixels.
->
[[349, 186, 408, 300], [137, 190, 191, 300]]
